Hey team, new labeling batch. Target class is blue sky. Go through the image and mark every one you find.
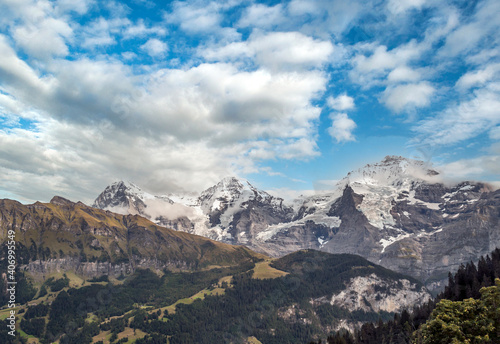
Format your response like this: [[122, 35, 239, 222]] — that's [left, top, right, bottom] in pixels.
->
[[0, 0, 499, 203]]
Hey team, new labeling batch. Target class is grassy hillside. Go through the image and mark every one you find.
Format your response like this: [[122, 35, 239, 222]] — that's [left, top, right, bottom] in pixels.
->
[[272, 249, 424, 292]]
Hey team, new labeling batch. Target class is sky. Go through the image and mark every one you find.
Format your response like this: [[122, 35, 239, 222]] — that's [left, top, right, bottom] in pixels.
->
[[0, 0, 499, 204]]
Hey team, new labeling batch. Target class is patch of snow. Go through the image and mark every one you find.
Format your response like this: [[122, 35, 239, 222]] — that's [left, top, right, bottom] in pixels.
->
[[407, 190, 441, 210], [212, 199, 221, 211], [350, 182, 397, 229], [416, 227, 443, 237], [379, 232, 411, 253], [318, 236, 329, 248], [460, 185, 474, 191], [257, 221, 297, 241], [257, 214, 341, 242], [421, 201, 440, 210], [304, 214, 341, 228]]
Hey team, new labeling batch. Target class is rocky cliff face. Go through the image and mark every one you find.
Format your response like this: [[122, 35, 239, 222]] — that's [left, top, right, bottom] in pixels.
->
[[273, 250, 432, 333], [320, 273, 431, 313], [91, 156, 500, 293], [23, 257, 191, 279]]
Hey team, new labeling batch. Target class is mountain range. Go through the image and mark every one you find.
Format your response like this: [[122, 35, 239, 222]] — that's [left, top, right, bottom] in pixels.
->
[[0, 195, 431, 343], [92, 156, 500, 293]]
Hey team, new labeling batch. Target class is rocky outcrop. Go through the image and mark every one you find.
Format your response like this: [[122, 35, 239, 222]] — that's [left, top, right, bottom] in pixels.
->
[[23, 257, 192, 279], [320, 273, 431, 313]]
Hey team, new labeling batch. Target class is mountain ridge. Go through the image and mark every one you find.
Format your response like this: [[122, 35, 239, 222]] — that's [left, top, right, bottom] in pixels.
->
[[0, 197, 265, 279]]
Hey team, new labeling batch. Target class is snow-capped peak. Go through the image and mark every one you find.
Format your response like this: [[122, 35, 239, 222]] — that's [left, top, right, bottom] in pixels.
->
[[93, 180, 174, 216], [199, 177, 257, 213], [196, 176, 291, 232], [340, 156, 439, 190], [335, 156, 440, 229], [294, 156, 442, 231]]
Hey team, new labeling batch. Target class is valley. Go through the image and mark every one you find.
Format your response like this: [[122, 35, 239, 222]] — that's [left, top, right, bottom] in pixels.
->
[[0, 249, 430, 343]]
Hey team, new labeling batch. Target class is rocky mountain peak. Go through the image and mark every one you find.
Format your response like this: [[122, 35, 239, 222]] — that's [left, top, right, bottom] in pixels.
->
[[201, 176, 247, 195], [199, 177, 251, 211], [92, 180, 174, 217], [220, 176, 245, 188], [50, 196, 74, 206], [93, 180, 135, 207]]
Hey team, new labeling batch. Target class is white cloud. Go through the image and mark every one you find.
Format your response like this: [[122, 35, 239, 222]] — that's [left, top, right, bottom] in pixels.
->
[[313, 179, 340, 192], [121, 51, 137, 60], [0, 34, 54, 100], [440, 0, 500, 57], [288, 0, 320, 16], [206, 31, 333, 68], [328, 113, 356, 143], [266, 187, 317, 202], [327, 93, 355, 111], [0, 32, 328, 200], [238, 4, 285, 29], [141, 38, 168, 58], [123, 19, 167, 39], [466, 48, 500, 65], [201, 31, 334, 71], [455, 63, 500, 90], [413, 88, 500, 146], [387, 66, 423, 83], [162, 1, 241, 43], [382, 82, 435, 113], [13, 16, 73, 58], [436, 155, 500, 182], [278, 138, 320, 159], [490, 126, 500, 140], [251, 32, 334, 71], [0, 91, 28, 117], [202, 41, 251, 61], [0, 0, 88, 59], [387, 0, 429, 15], [139, 63, 326, 143], [55, 0, 94, 15], [350, 41, 423, 87], [442, 23, 484, 56], [80, 17, 128, 48], [79, 15, 167, 49], [352, 45, 399, 74]]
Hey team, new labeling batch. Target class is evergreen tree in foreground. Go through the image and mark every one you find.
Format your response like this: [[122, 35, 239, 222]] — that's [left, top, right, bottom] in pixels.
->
[[416, 279, 500, 344]]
